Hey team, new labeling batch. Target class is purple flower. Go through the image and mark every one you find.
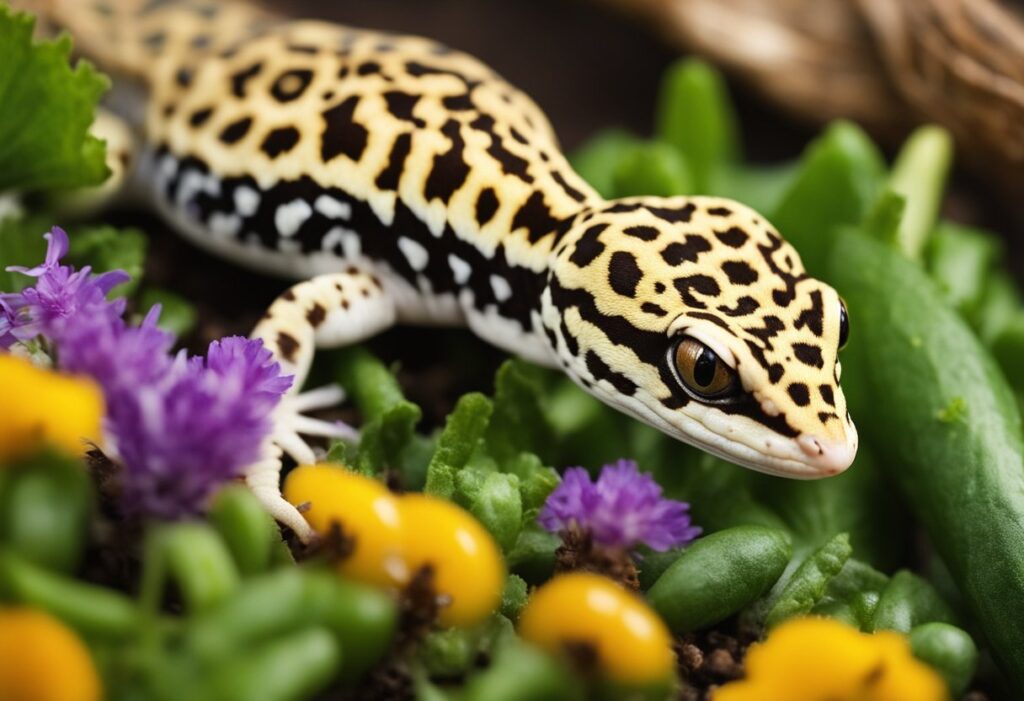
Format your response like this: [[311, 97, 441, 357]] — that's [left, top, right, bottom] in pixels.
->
[[111, 335, 291, 519], [539, 459, 701, 551], [3, 226, 293, 519], [0, 227, 128, 348]]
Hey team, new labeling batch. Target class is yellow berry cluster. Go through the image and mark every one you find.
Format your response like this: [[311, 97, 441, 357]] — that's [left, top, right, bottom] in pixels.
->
[[285, 464, 505, 628]]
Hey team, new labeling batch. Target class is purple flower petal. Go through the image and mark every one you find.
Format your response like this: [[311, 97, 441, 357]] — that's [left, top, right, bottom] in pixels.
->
[[539, 459, 701, 551]]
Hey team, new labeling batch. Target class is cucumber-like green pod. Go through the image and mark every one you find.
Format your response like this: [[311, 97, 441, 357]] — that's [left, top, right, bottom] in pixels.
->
[[764, 532, 852, 628], [187, 568, 396, 681], [647, 525, 791, 632], [869, 570, 955, 634], [200, 628, 340, 701], [0, 548, 140, 638], [909, 622, 978, 697], [0, 453, 93, 573], [831, 230, 1024, 692], [208, 485, 280, 576]]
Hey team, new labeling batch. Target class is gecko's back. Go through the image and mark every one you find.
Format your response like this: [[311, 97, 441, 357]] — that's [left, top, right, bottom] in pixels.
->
[[35, 0, 601, 337]]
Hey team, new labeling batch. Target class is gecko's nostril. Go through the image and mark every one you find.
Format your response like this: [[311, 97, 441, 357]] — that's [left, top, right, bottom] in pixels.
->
[[797, 434, 856, 474]]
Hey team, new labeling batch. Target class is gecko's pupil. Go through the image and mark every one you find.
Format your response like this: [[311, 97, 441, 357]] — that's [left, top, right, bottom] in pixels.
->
[[838, 301, 850, 350], [693, 348, 718, 387]]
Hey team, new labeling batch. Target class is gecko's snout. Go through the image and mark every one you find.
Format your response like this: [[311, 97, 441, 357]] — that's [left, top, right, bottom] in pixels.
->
[[796, 430, 857, 476]]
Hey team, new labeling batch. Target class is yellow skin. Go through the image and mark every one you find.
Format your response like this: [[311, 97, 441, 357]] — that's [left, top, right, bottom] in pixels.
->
[[519, 572, 675, 686], [715, 617, 950, 701], [21, 0, 856, 538], [284, 464, 504, 628], [0, 354, 104, 462], [0, 608, 102, 701]]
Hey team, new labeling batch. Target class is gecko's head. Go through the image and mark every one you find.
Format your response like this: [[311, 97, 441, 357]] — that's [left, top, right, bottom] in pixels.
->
[[545, 196, 857, 478]]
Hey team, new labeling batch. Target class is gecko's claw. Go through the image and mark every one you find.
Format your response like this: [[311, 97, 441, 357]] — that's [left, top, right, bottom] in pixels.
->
[[245, 383, 359, 543]]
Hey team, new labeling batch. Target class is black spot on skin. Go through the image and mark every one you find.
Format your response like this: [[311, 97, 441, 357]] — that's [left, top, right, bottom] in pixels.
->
[[715, 226, 748, 247], [819, 384, 836, 407], [641, 302, 667, 317], [795, 290, 825, 336], [287, 43, 318, 55], [511, 191, 561, 243], [261, 126, 301, 158], [321, 96, 367, 162], [707, 206, 733, 217], [605, 202, 642, 214], [560, 317, 579, 356], [231, 62, 262, 98], [469, 114, 533, 184], [175, 67, 193, 87], [654, 282, 666, 294], [270, 69, 313, 103], [190, 34, 212, 49], [551, 171, 587, 203], [475, 188, 499, 226], [442, 93, 475, 111], [768, 364, 785, 383], [406, 61, 470, 83], [357, 61, 381, 76], [219, 117, 253, 144], [718, 296, 760, 317], [277, 332, 299, 362], [793, 343, 824, 369], [648, 202, 695, 223], [424, 119, 470, 204], [383, 91, 424, 127], [337, 65, 350, 79], [608, 251, 643, 298], [773, 288, 795, 307], [623, 225, 659, 241], [282, 290, 297, 301], [306, 303, 326, 327], [375, 132, 412, 190], [818, 411, 838, 423], [788, 383, 811, 407], [661, 235, 711, 265], [509, 127, 529, 145], [673, 275, 720, 309], [746, 316, 786, 348], [143, 31, 166, 51], [322, 90, 335, 101], [722, 260, 759, 285], [188, 107, 214, 127], [585, 350, 636, 396], [162, 104, 175, 118], [569, 224, 606, 267]]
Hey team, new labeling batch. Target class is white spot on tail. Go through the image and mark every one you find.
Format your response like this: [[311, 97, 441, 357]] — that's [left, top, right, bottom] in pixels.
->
[[398, 237, 429, 271], [314, 195, 351, 220], [209, 212, 242, 238], [275, 199, 312, 238], [449, 254, 471, 284], [490, 275, 512, 302], [234, 186, 260, 217]]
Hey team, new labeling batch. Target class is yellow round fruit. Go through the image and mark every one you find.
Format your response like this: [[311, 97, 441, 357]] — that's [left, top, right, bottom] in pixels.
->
[[0, 355, 104, 462], [399, 494, 505, 628], [284, 464, 405, 588], [519, 572, 676, 686], [0, 608, 102, 701]]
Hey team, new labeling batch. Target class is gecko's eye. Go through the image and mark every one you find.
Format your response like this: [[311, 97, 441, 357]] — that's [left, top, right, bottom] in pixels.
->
[[672, 337, 740, 401], [838, 298, 850, 350]]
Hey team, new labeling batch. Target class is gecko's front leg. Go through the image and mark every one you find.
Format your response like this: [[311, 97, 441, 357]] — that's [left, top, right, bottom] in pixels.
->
[[248, 267, 397, 541]]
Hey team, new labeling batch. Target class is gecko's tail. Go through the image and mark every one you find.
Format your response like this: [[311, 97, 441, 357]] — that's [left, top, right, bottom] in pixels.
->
[[10, 0, 279, 86]]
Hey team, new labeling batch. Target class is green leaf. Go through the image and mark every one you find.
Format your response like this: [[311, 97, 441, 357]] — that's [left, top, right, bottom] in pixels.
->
[[424, 392, 493, 498], [611, 141, 692, 198], [888, 125, 953, 261], [771, 121, 886, 276], [66, 224, 147, 297], [925, 221, 1001, 321], [0, 6, 110, 192], [485, 360, 555, 464], [655, 58, 740, 192], [569, 129, 642, 198], [764, 532, 852, 628], [138, 287, 198, 337]]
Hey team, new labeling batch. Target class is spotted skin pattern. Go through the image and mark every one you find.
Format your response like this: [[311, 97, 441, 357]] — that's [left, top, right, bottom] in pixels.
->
[[34, 0, 856, 538]]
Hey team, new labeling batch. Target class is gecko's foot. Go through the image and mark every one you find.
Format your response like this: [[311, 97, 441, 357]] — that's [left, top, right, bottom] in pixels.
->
[[271, 383, 358, 465], [245, 383, 358, 543]]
